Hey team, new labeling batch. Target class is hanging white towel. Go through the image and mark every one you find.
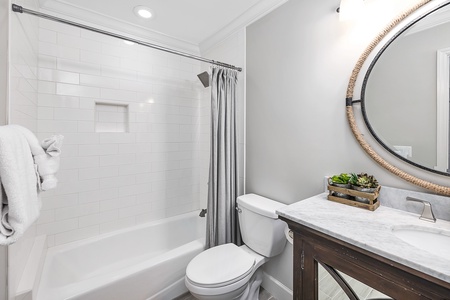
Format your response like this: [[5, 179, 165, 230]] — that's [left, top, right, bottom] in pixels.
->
[[0, 126, 41, 245], [0, 185, 13, 237], [0, 125, 64, 245]]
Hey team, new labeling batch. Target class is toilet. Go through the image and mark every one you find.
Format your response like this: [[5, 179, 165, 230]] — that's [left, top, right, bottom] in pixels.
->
[[185, 194, 287, 300]]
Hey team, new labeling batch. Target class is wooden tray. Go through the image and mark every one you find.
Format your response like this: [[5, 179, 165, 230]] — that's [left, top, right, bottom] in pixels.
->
[[327, 184, 381, 211]]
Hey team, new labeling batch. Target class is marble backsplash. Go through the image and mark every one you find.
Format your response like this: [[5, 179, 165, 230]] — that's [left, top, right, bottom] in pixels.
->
[[379, 186, 450, 222]]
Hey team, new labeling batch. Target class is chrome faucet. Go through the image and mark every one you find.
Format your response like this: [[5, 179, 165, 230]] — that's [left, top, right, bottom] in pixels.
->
[[406, 197, 436, 223]]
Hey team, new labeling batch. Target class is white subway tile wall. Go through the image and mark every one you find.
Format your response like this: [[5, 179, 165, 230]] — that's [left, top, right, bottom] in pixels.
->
[[95, 102, 129, 133], [36, 18, 208, 247], [10, 3, 39, 132], [8, 0, 40, 297]]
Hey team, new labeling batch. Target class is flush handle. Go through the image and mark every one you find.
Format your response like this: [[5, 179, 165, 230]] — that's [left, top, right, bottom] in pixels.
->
[[236, 206, 242, 213]]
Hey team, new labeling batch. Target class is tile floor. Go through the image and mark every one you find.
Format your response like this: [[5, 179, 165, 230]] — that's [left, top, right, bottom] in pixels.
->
[[174, 287, 277, 300]]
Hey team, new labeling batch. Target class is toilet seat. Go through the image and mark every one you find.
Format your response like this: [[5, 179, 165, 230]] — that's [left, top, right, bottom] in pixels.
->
[[186, 243, 255, 288]]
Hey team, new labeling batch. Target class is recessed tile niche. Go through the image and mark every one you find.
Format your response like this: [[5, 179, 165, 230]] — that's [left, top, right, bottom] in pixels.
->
[[95, 102, 129, 133]]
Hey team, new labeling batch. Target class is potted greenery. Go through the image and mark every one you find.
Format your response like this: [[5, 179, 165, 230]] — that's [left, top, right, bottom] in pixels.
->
[[328, 173, 352, 199], [349, 173, 379, 203]]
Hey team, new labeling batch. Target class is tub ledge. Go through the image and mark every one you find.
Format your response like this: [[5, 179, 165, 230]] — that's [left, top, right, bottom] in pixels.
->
[[15, 235, 47, 300]]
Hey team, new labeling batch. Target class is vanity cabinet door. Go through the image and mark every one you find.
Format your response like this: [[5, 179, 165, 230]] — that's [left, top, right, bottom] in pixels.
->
[[317, 261, 389, 299], [285, 220, 450, 300]]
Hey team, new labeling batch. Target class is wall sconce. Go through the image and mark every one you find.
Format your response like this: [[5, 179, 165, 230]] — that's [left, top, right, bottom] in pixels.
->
[[337, 0, 364, 21]]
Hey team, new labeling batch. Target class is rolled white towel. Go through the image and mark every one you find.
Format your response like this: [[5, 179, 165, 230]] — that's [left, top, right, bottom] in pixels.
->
[[34, 154, 60, 191], [12, 126, 64, 191], [41, 135, 64, 157], [38, 135, 63, 190]]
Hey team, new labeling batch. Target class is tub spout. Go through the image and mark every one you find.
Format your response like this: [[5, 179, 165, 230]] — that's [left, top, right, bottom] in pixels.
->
[[199, 209, 207, 217]]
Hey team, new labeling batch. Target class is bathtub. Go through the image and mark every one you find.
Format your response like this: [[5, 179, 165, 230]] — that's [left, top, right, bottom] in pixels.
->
[[37, 211, 205, 300]]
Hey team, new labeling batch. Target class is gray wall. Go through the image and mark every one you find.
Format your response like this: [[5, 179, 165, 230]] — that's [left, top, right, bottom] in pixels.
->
[[246, 0, 412, 204], [245, 0, 439, 298], [0, 0, 8, 298]]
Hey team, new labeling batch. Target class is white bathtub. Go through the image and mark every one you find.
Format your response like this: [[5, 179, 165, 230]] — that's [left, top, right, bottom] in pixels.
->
[[37, 211, 205, 300]]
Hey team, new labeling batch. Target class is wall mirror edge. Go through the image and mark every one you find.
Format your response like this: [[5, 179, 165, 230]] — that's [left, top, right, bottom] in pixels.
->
[[347, 0, 450, 196]]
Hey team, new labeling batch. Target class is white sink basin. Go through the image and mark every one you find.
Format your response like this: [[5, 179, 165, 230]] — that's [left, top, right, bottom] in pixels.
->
[[391, 226, 450, 261]]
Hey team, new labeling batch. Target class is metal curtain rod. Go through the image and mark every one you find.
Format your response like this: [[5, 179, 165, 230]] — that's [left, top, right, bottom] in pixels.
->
[[11, 4, 243, 72]]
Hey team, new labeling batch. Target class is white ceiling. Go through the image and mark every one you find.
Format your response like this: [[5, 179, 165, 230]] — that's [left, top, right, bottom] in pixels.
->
[[38, 0, 287, 52]]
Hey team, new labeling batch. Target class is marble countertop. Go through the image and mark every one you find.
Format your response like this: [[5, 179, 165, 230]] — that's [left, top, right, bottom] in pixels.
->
[[276, 193, 450, 284]]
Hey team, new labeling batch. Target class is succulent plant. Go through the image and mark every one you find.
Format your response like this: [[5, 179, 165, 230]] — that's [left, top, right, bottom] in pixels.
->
[[349, 173, 358, 185], [329, 173, 352, 185], [350, 173, 379, 189]]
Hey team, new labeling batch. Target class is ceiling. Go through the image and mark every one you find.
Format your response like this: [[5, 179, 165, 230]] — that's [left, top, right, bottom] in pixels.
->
[[38, 0, 287, 52]]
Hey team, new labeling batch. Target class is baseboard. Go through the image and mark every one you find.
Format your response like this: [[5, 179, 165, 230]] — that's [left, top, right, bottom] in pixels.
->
[[15, 235, 47, 300], [261, 271, 292, 300]]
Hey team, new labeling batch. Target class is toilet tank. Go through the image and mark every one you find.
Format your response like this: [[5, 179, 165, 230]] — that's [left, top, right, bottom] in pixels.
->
[[237, 194, 287, 257]]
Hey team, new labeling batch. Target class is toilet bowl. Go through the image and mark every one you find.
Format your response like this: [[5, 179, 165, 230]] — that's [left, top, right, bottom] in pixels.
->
[[185, 194, 287, 300], [185, 244, 267, 300]]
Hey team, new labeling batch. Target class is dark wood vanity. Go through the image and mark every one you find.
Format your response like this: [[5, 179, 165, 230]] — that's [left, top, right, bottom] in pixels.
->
[[280, 217, 450, 300]]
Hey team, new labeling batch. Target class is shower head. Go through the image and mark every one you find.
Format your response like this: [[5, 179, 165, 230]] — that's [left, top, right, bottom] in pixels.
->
[[197, 71, 209, 88]]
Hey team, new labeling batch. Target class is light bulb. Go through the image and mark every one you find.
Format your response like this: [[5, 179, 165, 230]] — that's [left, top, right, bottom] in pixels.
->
[[133, 6, 153, 19], [339, 0, 364, 21]]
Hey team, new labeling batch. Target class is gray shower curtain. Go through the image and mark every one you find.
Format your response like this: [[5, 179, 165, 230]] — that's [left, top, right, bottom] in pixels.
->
[[206, 66, 241, 249]]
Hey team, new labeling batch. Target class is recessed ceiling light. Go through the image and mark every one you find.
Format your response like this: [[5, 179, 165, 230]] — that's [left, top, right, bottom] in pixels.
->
[[133, 6, 153, 19], [123, 40, 135, 45]]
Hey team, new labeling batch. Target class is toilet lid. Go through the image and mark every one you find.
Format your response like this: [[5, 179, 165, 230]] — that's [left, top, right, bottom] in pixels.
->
[[186, 243, 255, 288]]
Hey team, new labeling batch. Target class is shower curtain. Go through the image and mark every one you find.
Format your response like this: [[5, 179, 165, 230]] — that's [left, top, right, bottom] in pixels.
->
[[206, 66, 241, 248]]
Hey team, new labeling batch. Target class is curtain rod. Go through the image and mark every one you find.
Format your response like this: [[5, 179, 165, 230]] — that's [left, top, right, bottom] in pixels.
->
[[11, 4, 243, 72]]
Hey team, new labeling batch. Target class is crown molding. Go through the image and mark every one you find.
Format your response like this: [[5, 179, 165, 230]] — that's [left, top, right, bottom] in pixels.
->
[[38, 0, 200, 54], [36, 0, 288, 62], [199, 0, 288, 54]]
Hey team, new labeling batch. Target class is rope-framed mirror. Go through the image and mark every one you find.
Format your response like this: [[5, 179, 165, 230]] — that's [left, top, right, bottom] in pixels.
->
[[346, 0, 450, 196]]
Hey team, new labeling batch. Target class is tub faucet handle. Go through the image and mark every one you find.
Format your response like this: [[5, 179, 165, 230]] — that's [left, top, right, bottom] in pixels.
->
[[406, 197, 436, 223], [199, 209, 207, 217]]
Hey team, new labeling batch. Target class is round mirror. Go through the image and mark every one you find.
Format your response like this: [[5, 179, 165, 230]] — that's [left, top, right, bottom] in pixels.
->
[[346, 0, 450, 195], [363, 2, 450, 176]]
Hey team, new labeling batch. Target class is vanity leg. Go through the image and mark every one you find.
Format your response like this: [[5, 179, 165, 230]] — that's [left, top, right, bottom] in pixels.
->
[[293, 232, 318, 300]]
